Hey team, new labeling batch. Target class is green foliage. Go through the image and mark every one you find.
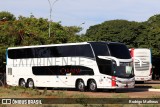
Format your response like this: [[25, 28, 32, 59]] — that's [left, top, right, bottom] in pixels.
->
[[0, 11, 16, 21], [86, 20, 142, 46], [86, 16, 160, 56], [0, 11, 86, 72]]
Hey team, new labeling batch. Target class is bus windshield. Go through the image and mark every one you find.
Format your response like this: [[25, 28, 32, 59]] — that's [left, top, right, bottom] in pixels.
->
[[108, 43, 131, 59], [112, 62, 134, 78]]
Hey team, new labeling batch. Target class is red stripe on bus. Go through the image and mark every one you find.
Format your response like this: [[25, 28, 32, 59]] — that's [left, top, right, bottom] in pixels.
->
[[130, 48, 134, 57], [112, 76, 116, 86]]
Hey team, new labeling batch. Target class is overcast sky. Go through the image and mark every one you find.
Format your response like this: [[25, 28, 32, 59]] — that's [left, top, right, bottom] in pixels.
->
[[1, 0, 160, 33]]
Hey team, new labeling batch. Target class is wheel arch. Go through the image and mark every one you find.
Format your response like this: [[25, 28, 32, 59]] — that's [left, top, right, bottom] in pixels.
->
[[19, 78, 25, 85], [87, 78, 96, 86], [26, 78, 35, 88], [75, 78, 87, 88], [87, 78, 97, 92], [27, 78, 33, 82]]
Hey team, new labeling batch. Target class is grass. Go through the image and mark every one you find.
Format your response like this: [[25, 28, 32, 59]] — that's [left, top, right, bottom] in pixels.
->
[[0, 86, 89, 98], [0, 86, 68, 98], [152, 86, 160, 89], [150, 95, 160, 98], [0, 86, 160, 107], [10, 86, 44, 97], [70, 93, 89, 98], [111, 93, 129, 98]]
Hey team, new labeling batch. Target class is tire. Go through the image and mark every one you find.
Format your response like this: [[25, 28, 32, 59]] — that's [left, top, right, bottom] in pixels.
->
[[19, 79, 26, 87], [76, 80, 85, 92], [88, 80, 97, 92], [27, 79, 34, 88]]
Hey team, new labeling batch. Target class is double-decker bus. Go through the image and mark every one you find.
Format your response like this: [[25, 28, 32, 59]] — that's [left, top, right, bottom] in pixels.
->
[[130, 48, 152, 83], [6, 42, 135, 91]]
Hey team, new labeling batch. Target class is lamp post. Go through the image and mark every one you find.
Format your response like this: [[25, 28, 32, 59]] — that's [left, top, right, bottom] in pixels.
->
[[48, 0, 58, 37], [78, 22, 85, 34], [78, 22, 85, 27]]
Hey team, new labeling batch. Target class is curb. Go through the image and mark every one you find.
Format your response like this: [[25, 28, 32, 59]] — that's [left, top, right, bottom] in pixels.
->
[[148, 88, 160, 92]]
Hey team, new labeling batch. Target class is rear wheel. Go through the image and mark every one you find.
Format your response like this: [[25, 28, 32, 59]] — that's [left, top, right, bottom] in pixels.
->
[[19, 79, 26, 87], [27, 79, 34, 88], [76, 80, 85, 92], [88, 80, 97, 92]]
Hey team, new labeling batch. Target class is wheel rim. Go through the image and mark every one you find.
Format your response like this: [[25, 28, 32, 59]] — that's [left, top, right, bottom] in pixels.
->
[[20, 80, 25, 87], [28, 81, 34, 88], [78, 81, 84, 90], [90, 82, 96, 91]]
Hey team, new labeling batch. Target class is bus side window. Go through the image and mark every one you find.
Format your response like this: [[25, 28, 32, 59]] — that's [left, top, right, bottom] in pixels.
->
[[57, 46, 76, 57], [76, 45, 94, 58], [97, 59, 112, 75]]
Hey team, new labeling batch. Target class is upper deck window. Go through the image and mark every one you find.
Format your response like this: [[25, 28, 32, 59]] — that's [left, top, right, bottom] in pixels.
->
[[8, 44, 94, 59], [108, 43, 131, 59], [90, 42, 109, 57]]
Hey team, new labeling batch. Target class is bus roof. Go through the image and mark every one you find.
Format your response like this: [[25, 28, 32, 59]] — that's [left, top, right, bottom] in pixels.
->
[[88, 41, 124, 45], [8, 42, 88, 49], [7, 41, 123, 50]]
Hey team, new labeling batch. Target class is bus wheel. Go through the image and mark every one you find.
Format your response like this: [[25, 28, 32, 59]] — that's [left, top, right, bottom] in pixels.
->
[[76, 80, 85, 92], [27, 79, 34, 88], [88, 80, 97, 92], [19, 79, 26, 87]]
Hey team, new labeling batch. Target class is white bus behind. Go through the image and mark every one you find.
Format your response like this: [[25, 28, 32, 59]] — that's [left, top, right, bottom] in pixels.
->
[[130, 48, 152, 83]]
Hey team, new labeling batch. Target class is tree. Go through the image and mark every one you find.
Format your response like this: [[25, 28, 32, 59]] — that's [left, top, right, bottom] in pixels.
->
[[85, 17, 160, 56], [0, 11, 16, 21], [0, 12, 82, 73], [145, 14, 160, 55], [86, 20, 143, 47]]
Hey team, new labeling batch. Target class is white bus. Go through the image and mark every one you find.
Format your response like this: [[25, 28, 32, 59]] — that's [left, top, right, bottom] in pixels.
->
[[6, 42, 135, 91], [130, 48, 152, 83]]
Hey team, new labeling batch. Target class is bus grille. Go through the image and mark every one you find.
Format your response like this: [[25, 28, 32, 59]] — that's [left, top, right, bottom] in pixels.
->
[[135, 62, 150, 71]]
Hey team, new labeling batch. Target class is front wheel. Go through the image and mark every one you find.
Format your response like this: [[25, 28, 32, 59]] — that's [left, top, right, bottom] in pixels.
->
[[76, 80, 85, 92], [88, 80, 97, 92], [27, 79, 34, 88]]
